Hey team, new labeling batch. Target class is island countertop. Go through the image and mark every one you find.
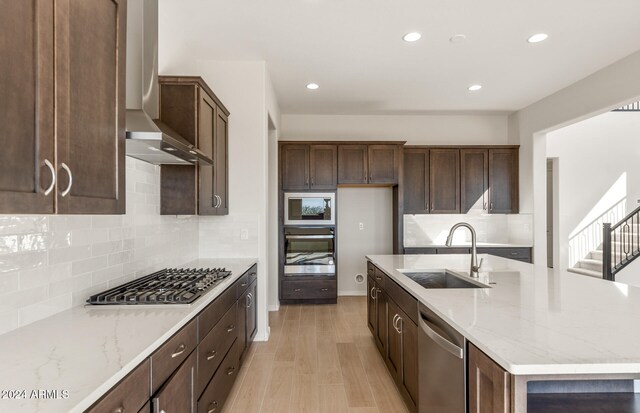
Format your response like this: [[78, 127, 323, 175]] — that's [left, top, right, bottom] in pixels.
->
[[366, 254, 640, 376], [0, 258, 257, 413]]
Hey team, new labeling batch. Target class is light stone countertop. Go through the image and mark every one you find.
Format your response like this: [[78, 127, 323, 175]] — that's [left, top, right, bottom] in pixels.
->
[[366, 254, 640, 376], [0, 258, 257, 413]]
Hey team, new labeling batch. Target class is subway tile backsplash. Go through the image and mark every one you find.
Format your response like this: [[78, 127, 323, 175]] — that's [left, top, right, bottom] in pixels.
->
[[403, 213, 533, 247], [0, 158, 198, 336]]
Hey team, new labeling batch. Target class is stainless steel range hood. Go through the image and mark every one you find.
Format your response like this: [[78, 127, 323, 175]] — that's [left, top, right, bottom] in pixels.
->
[[125, 0, 212, 165]]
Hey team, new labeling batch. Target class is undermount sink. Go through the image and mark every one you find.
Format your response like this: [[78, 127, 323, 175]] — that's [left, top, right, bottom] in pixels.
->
[[400, 269, 489, 289]]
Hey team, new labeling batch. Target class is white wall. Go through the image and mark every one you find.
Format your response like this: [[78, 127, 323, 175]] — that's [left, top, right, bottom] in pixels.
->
[[510, 50, 640, 265], [0, 158, 199, 336], [337, 188, 392, 295], [281, 114, 509, 144], [547, 112, 640, 271]]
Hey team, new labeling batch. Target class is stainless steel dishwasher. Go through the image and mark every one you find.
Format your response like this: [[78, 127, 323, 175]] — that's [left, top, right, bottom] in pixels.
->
[[418, 303, 466, 413]]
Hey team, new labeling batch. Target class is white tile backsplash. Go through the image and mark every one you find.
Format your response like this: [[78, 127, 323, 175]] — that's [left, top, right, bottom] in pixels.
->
[[0, 157, 198, 334], [403, 213, 533, 246]]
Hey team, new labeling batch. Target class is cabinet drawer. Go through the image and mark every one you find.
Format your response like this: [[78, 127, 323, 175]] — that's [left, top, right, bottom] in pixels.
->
[[87, 359, 150, 413], [151, 319, 197, 393], [199, 281, 237, 339], [372, 267, 386, 288], [236, 264, 257, 298], [197, 302, 238, 396], [198, 340, 240, 413], [281, 279, 336, 300], [478, 247, 531, 261], [383, 273, 418, 325]]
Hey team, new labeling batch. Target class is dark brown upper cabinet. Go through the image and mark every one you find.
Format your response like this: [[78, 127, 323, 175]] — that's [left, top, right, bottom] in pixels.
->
[[461, 149, 489, 213], [309, 145, 338, 189], [0, 0, 126, 215], [429, 149, 460, 213], [403, 149, 429, 214], [281, 144, 337, 190], [281, 144, 310, 190], [0, 0, 55, 214], [337, 144, 400, 186], [338, 144, 368, 185], [368, 145, 399, 184], [158, 76, 230, 215], [489, 148, 519, 214]]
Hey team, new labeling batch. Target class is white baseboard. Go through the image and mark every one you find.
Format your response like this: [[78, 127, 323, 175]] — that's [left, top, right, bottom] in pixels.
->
[[338, 290, 367, 296], [268, 303, 280, 312], [255, 326, 270, 342]]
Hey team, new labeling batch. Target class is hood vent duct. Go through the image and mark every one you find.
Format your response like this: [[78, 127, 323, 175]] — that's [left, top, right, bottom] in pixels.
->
[[124, 0, 213, 165]]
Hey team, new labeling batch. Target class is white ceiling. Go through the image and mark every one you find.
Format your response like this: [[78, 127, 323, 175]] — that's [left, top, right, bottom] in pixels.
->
[[159, 0, 640, 115]]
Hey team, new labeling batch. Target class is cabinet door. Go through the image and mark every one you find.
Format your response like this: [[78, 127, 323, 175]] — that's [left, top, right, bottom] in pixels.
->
[[198, 90, 217, 215], [214, 107, 229, 214], [488, 148, 519, 214], [429, 149, 460, 213], [386, 300, 402, 379], [469, 343, 511, 413], [153, 351, 196, 413], [281, 144, 309, 190], [86, 359, 150, 413], [0, 0, 55, 214], [247, 281, 257, 344], [368, 145, 399, 184], [403, 149, 429, 214], [309, 144, 337, 189], [237, 292, 247, 363], [399, 313, 418, 410], [367, 277, 376, 335], [337, 145, 368, 184], [55, 0, 126, 214], [461, 149, 488, 213], [374, 286, 388, 356]]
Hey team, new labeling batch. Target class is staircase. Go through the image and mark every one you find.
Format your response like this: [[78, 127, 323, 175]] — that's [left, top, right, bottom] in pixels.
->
[[567, 243, 631, 279], [570, 206, 640, 281]]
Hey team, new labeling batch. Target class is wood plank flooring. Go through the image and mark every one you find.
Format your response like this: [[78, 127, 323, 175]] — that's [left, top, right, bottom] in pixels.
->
[[222, 296, 408, 413]]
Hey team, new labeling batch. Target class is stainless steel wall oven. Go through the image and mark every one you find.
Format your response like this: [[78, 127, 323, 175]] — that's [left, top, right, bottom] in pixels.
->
[[284, 226, 336, 276]]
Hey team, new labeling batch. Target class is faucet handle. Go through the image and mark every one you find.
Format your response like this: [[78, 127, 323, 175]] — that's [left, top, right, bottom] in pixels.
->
[[478, 258, 484, 271]]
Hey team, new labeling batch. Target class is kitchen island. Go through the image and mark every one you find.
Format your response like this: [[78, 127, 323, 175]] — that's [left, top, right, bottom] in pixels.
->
[[366, 253, 640, 413]]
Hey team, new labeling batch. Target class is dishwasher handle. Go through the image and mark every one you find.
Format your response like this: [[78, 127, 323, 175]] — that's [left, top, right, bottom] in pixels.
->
[[419, 313, 464, 359]]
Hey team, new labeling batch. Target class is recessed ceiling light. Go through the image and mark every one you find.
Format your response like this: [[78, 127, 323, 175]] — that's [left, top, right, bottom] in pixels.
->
[[527, 33, 548, 43], [468, 84, 482, 91], [306, 83, 319, 90], [403, 32, 422, 42], [449, 34, 466, 43]]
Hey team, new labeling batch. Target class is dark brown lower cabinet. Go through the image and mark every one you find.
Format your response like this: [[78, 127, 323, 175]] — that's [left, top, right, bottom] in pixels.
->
[[152, 351, 197, 413], [238, 280, 257, 363], [86, 359, 150, 413], [198, 340, 240, 413], [469, 343, 511, 413], [366, 262, 418, 413]]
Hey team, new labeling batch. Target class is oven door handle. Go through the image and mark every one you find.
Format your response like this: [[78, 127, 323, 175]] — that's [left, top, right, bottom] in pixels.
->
[[285, 235, 334, 239]]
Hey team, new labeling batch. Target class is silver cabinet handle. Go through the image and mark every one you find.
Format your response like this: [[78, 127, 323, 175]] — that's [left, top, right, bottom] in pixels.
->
[[42, 159, 56, 196], [370, 286, 376, 299], [207, 401, 219, 413], [392, 314, 399, 331], [60, 163, 72, 197], [206, 350, 217, 360], [171, 343, 186, 358], [418, 313, 463, 359], [246, 293, 253, 308], [396, 316, 403, 334], [112, 407, 125, 413], [226, 367, 235, 375], [240, 282, 248, 287], [227, 324, 235, 332], [216, 195, 222, 208], [320, 288, 329, 292]]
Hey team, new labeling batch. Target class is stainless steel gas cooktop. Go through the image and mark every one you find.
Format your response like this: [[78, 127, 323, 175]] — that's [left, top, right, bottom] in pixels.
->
[[87, 267, 232, 305]]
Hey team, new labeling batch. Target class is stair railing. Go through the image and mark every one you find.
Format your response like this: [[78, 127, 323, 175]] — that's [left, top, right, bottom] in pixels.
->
[[603, 205, 640, 281]]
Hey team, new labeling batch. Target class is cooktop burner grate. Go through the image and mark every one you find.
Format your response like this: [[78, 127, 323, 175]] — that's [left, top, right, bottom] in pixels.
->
[[87, 267, 232, 305]]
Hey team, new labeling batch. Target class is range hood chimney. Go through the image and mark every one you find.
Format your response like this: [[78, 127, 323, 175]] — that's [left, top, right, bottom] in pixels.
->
[[125, 0, 212, 165]]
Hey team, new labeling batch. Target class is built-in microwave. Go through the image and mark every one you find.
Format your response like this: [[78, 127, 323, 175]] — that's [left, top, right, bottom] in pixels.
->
[[284, 192, 335, 226]]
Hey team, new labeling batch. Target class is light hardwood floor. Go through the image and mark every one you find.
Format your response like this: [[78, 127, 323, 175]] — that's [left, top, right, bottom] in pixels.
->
[[222, 296, 408, 413]]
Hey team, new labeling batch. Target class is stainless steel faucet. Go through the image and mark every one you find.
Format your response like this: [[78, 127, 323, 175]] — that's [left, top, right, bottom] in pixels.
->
[[445, 222, 483, 277]]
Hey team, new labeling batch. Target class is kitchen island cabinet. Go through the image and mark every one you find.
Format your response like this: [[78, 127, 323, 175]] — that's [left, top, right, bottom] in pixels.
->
[[367, 254, 640, 413]]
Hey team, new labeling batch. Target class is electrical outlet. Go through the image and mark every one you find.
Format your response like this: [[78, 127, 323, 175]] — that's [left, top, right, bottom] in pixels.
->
[[359, 222, 364, 230], [240, 229, 249, 240]]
